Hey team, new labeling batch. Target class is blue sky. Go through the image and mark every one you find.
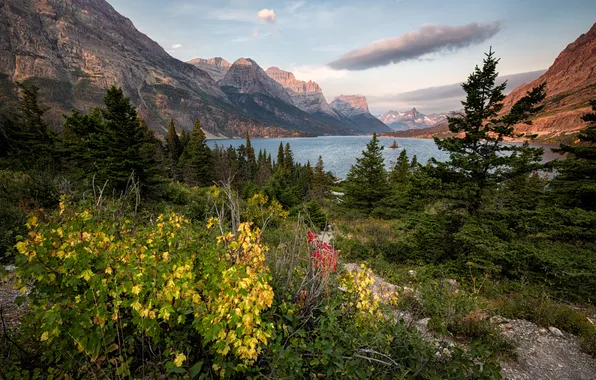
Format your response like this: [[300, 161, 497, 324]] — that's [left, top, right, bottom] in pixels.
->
[[107, 0, 596, 114]]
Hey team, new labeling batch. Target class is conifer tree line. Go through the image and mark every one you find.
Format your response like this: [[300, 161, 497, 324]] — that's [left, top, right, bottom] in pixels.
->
[[0, 83, 333, 209]]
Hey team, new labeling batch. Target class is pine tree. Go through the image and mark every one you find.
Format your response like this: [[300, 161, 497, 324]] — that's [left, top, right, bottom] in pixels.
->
[[2, 83, 57, 169], [410, 155, 419, 170], [179, 119, 213, 187], [63, 86, 159, 192], [550, 100, 596, 210], [276, 142, 285, 170], [245, 131, 257, 180], [344, 133, 388, 212], [180, 129, 190, 150], [390, 149, 410, 185], [311, 155, 330, 203], [433, 49, 546, 215], [165, 119, 183, 180], [284, 143, 294, 171]]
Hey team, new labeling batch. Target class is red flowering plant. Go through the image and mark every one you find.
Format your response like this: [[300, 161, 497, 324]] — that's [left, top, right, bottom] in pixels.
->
[[307, 231, 338, 276], [295, 232, 339, 315]]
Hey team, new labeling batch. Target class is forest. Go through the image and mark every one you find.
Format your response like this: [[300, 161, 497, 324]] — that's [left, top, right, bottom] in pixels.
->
[[0, 51, 595, 379]]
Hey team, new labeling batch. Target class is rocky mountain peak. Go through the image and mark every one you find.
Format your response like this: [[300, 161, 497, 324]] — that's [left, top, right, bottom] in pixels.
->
[[265, 67, 323, 94], [187, 57, 231, 81], [234, 57, 255, 66], [219, 58, 294, 105], [330, 95, 370, 116]]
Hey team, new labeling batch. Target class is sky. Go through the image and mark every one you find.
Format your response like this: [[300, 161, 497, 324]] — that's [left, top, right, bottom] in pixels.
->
[[107, 0, 596, 114]]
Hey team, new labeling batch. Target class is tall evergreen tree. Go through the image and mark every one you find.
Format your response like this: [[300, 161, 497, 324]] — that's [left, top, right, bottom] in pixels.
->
[[276, 142, 285, 170], [165, 119, 183, 180], [245, 131, 257, 180], [284, 143, 294, 171], [311, 155, 330, 203], [390, 149, 410, 185], [63, 86, 160, 192], [1, 83, 57, 169], [180, 129, 191, 150], [344, 133, 388, 212], [179, 119, 213, 187], [432, 49, 546, 215], [550, 100, 596, 210]]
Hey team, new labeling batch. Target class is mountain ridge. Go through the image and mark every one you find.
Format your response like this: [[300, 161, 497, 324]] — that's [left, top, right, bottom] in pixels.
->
[[377, 107, 448, 131]]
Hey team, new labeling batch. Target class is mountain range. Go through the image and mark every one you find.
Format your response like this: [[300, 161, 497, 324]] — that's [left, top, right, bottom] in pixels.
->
[[0, 0, 593, 141], [376, 108, 448, 131], [0, 0, 389, 138]]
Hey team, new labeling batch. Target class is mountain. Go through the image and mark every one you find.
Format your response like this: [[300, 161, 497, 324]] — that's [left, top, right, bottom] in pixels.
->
[[219, 58, 353, 135], [502, 23, 596, 140], [219, 59, 295, 105], [187, 57, 231, 81], [265, 67, 336, 116], [377, 108, 448, 131], [0, 0, 297, 138], [330, 95, 392, 133], [0, 0, 313, 138]]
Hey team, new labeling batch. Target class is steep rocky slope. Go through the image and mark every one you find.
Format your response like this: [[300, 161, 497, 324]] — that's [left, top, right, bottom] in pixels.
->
[[502, 23, 596, 140], [187, 57, 231, 81], [265, 67, 337, 116], [220, 59, 295, 105], [331, 95, 392, 133], [377, 108, 448, 131], [0, 0, 307, 138]]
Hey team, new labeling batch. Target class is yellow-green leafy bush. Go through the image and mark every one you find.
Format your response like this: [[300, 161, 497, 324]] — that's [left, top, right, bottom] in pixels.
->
[[14, 198, 273, 377]]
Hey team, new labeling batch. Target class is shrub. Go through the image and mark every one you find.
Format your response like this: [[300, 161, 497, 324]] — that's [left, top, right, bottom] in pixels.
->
[[12, 197, 274, 377]]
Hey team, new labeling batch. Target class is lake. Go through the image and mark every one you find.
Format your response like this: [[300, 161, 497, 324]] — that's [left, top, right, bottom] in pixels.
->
[[206, 136, 561, 179]]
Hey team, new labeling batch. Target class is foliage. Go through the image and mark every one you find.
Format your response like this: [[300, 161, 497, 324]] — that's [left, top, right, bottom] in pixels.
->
[[433, 49, 546, 215], [12, 198, 274, 377], [550, 99, 596, 210], [62, 86, 161, 193], [305, 199, 328, 231], [344, 133, 389, 214], [178, 119, 213, 187]]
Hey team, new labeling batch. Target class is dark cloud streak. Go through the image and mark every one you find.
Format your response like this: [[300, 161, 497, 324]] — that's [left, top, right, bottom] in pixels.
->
[[329, 22, 502, 71]]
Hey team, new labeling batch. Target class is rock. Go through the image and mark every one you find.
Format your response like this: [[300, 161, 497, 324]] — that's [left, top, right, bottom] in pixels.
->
[[443, 279, 459, 294], [500, 319, 596, 380], [549, 327, 565, 337], [408, 270, 417, 277], [490, 315, 509, 325]]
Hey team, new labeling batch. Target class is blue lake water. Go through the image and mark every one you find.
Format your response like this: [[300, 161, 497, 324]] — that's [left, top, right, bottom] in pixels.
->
[[207, 136, 560, 179]]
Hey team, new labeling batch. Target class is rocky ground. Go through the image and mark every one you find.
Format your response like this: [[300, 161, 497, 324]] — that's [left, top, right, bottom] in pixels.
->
[[343, 263, 596, 380], [0, 266, 23, 333]]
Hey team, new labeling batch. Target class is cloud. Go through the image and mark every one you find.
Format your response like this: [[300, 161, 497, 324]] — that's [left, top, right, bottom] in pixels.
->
[[287, 1, 306, 13], [367, 70, 546, 114], [171, 44, 183, 49], [257, 8, 277, 24], [329, 22, 502, 71]]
